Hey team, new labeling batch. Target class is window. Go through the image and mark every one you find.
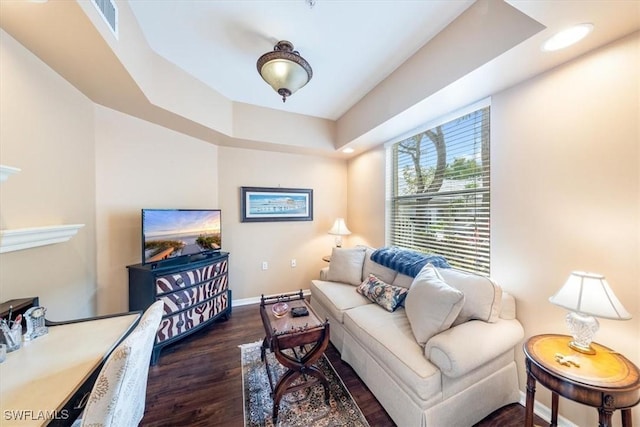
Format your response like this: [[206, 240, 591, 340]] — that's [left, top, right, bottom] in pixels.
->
[[386, 105, 491, 275]]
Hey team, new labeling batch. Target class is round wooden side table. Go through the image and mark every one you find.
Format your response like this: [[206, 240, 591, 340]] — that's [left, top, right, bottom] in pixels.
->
[[524, 334, 640, 427]]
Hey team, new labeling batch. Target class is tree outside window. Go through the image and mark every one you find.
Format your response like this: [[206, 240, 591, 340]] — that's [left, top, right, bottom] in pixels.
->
[[388, 106, 490, 275]]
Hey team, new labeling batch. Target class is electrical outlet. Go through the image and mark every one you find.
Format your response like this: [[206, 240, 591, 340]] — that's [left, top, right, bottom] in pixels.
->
[[291, 259, 297, 268], [261, 261, 268, 270]]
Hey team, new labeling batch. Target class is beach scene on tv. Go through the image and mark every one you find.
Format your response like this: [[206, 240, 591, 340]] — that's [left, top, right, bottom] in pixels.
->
[[144, 210, 221, 263]]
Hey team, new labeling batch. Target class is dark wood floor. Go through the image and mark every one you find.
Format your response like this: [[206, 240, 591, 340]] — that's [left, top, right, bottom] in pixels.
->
[[142, 304, 546, 426]]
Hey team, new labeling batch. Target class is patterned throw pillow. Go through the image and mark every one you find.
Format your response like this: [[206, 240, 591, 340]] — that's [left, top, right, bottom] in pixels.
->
[[357, 274, 408, 312]]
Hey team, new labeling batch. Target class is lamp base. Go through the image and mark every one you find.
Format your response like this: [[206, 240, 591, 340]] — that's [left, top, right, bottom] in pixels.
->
[[334, 236, 343, 248], [567, 340, 596, 355], [565, 311, 599, 355]]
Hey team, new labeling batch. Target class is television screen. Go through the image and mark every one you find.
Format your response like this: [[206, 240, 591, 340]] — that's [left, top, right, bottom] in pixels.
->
[[142, 209, 221, 264]]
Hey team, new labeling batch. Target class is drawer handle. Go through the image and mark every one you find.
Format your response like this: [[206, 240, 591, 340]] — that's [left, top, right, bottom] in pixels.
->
[[176, 296, 184, 305], [176, 277, 184, 285], [176, 319, 185, 328]]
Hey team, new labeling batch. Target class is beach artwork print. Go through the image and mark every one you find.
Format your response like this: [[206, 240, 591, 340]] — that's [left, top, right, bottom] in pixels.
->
[[241, 187, 313, 222]]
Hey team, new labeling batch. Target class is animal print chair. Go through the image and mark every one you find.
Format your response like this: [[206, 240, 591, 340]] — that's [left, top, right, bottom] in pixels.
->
[[79, 300, 163, 427]]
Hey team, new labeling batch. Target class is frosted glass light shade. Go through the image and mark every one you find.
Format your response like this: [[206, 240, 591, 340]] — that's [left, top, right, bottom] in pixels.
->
[[259, 60, 309, 93], [257, 40, 312, 102]]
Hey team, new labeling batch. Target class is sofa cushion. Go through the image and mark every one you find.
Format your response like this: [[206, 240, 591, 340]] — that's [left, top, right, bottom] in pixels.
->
[[362, 246, 397, 284], [356, 274, 408, 312], [326, 247, 367, 286], [310, 280, 371, 323], [392, 273, 414, 289], [438, 268, 502, 325], [405, 264, 465, 346], [342, 304, 441, 401]]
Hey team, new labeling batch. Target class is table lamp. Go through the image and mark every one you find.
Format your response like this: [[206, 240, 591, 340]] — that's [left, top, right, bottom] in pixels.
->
[[328, 218, 351, 248], [549, 271, 631, 354]]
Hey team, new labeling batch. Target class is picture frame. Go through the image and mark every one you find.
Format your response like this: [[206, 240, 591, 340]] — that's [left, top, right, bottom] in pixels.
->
[[240, 187, 313, 222]]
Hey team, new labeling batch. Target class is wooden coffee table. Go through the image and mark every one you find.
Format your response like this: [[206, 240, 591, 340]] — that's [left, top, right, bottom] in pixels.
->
[[259, 290, 330, 423]]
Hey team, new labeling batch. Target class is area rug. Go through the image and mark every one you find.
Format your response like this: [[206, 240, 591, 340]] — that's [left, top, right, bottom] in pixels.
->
[[241, 341, 370, 427]]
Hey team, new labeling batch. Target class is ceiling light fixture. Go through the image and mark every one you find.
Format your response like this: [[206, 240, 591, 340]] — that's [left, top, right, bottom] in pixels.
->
[[257, 40, 313, 103], [342, 148, 354, 154], [542, 23, 594, 52]]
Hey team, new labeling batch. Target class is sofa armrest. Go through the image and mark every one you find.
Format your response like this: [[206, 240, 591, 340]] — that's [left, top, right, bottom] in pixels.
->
[[500, 292, 517, 320], [424, 318, 524, 378], [319, 266, 330, 281]]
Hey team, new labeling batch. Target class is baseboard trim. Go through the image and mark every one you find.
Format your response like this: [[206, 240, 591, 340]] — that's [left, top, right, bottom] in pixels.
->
[[232, 289, 311, 307], [518, 391, 578, 427]]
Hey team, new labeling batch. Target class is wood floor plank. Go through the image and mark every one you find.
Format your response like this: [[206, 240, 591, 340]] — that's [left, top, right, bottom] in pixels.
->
[[142, 303, 546, 426]]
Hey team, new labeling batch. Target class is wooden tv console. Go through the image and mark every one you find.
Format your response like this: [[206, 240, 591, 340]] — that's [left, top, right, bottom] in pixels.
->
[[128, 252, 231, 364]]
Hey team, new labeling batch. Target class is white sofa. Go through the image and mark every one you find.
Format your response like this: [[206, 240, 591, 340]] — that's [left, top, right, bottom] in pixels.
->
[[310, 246, 524, 427]]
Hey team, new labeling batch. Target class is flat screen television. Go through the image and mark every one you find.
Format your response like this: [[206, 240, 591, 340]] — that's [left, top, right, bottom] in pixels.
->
[[141, 209, 222, 265]]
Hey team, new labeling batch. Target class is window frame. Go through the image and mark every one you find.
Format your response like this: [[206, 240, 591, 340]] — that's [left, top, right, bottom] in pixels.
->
[[385, 99, 491, 275]]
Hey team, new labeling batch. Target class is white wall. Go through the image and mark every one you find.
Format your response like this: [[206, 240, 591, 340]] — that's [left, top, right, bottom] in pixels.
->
[[348, 32, 639, 426], [94, 105, 220, 314], [218, 147, 347, 301], [0, 30, 96, 320]]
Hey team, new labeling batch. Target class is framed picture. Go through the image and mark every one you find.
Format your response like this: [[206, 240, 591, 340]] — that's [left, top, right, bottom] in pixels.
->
[[240, 187, 313, 222]]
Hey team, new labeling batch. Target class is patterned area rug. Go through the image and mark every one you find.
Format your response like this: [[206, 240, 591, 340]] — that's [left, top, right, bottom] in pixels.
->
[[241, 341, 370, 427]]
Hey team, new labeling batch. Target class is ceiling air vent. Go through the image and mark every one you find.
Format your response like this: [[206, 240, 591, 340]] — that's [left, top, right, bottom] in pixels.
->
[[92, 0, 118, 38]]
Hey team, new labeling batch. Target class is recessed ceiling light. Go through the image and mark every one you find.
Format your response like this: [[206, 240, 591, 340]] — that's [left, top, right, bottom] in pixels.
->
[[542, 23, 594, 52], [342, 148, 354, 154]]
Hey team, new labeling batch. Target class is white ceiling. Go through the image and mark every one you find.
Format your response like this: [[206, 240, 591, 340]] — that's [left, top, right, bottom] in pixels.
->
[[128, 0, 640, 125], [129, 0, 474, 120], [0, 0, 638, 156]]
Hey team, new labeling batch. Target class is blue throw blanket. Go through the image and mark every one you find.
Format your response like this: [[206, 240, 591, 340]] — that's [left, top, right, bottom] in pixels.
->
[[370, 247, 450, 277]]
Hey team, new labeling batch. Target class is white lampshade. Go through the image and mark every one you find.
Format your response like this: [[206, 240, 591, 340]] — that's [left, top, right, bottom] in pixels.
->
[[550, 271, 630, 354], [549, 271, 631, 320], [328, 218, 351, 236], [328, 218, 351, 248]]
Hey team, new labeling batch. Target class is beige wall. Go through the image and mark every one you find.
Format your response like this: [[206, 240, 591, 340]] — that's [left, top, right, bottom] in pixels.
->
[[347, 145, 386, 248], [94, 116, 347, 311], [2, 17, 639, 425], [218, 147, 347, 300], [348, 33, 640, 425], [93, 105, 220, 314], [0, 28, 348, 319], [491, 33, 639, 425], [0, 30, 96, 320]]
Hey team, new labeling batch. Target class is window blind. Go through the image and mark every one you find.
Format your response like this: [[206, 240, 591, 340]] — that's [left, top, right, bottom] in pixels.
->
[[386, 106, 491, 275]]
